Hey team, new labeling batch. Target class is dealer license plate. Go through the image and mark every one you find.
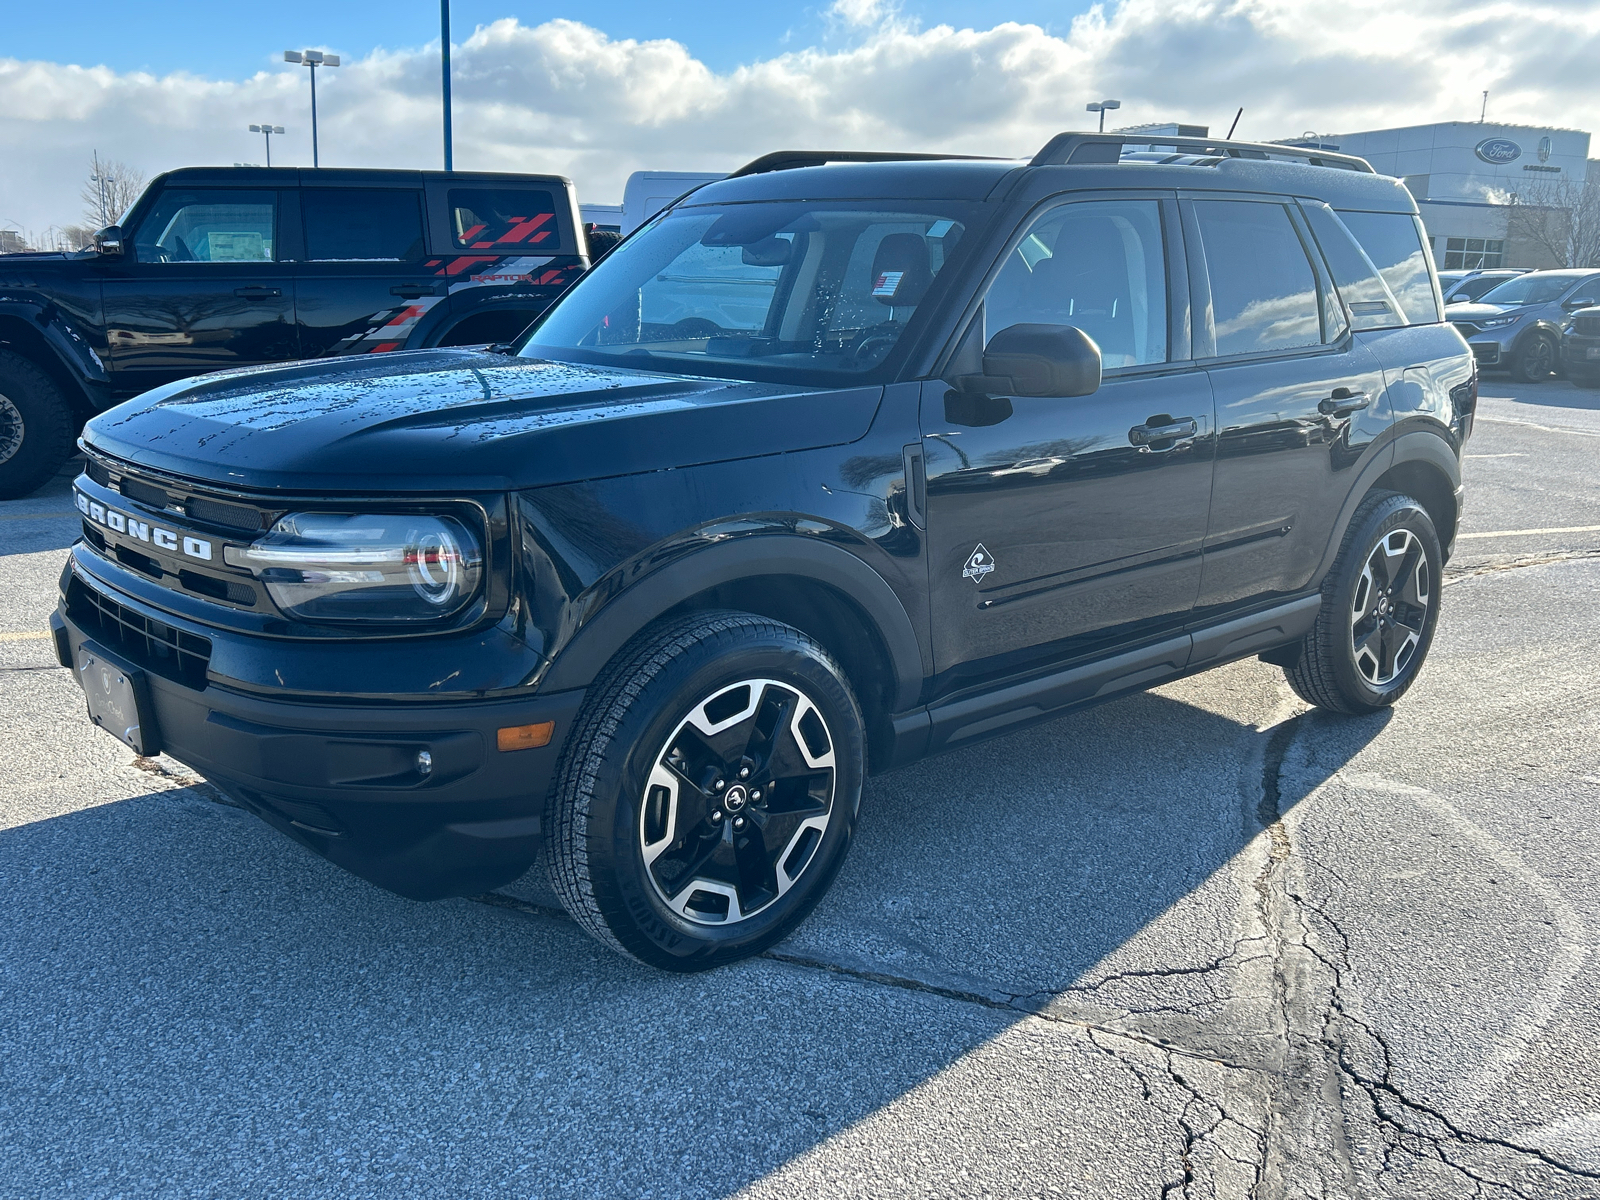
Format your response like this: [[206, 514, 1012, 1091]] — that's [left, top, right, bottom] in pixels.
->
[[76, 645, 158, 755]]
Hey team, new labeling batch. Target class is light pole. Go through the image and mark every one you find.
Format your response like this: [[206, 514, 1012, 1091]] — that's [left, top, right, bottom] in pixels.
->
[[284, 50, 341, 167], [89, 150, 111, 228], [249, 124, 285, 167], [1086, 99, 1121, 133], [441, 0, 453, 171]]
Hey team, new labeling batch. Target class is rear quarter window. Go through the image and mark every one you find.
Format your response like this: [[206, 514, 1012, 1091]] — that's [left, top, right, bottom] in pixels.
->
[[449, 188, 559, 251], [1335, 211, 1442, 325]]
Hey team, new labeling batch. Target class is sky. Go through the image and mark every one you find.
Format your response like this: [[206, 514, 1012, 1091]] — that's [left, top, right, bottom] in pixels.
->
[[3, 0, 1599, 237]]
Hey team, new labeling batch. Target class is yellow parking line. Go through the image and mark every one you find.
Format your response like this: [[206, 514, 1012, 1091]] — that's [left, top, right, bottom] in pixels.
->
[[0, 631, 51, 642], [0, 511, 77, 521], [1458, 525, 1600, 540]]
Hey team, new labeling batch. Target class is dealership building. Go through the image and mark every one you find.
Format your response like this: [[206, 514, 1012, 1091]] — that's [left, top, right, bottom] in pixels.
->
[[1280, 122, 1593, 270]]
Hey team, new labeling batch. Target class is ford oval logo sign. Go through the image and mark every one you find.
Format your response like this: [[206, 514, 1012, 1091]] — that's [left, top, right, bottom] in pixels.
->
[[1475, 137, 1522, 165]]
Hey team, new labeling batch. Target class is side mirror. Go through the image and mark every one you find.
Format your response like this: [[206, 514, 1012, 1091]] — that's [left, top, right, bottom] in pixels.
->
[[94, 225, 125, 256], [970, 323, 1101, 397], [1563, 295, 1597, 311]]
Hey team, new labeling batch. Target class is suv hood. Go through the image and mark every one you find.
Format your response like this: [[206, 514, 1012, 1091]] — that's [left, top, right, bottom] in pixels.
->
[[1446, 301, 1529, 321], [84, 349, 884, 493]]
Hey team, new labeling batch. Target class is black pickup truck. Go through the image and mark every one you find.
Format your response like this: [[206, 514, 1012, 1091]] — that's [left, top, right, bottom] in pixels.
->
[[0, 166, 588, 497]]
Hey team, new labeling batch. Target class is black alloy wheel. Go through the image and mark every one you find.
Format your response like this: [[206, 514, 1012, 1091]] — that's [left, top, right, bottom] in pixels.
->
[[1283, 492, 1443, 714], [547, 611, 864, 970], [0, 350, 75, 500], [1511, 334, 1556, 384]]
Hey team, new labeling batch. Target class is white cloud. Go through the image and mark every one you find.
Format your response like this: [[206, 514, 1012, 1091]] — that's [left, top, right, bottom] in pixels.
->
[[1, 0, 1597, 236]]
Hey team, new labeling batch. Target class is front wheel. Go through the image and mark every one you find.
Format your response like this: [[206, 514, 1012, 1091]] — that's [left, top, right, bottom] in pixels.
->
[[0, 351, 75, 500], [1509, 333, 1556, 383], [1283, 492, 1443, 714], [546, 611, 864, 971]]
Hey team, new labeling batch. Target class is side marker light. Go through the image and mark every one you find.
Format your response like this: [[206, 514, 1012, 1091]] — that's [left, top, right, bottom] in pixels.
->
[[498, 722, 555, 752]]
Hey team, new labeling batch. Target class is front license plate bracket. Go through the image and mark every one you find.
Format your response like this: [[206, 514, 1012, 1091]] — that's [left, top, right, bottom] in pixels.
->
[[76, 642, 160, 756]]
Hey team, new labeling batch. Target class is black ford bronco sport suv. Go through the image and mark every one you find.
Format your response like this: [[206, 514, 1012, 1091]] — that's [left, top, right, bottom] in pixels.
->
[[0, 166, 587, 498], [55, 134, 1475, 970]]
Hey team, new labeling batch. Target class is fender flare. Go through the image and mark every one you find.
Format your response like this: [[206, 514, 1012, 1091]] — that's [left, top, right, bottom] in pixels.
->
[[1313, 428, 1461, 580], [537, 533, 925, 711], [0, 293, 113, 404]]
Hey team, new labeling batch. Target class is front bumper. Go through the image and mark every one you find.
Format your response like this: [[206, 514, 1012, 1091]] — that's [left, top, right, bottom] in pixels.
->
[[1564, 336, 1600, 375], [54, 556, 584, 901]]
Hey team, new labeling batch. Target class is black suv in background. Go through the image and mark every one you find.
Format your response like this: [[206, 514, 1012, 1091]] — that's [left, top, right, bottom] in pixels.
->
[[56, 134, 1474, 971], [1565, 304, 1600, 387], [0, 167, 588, 497]]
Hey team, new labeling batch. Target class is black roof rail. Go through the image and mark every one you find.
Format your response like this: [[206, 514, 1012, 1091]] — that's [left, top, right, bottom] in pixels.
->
[[728, 149, 1007, 179], [1029, 132, 1375, 174]]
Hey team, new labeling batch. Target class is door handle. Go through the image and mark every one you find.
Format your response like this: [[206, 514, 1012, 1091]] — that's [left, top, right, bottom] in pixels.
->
[[1319, 387, 1371, 416], [233, 286, 282, 300], [390, 284, 438, 299], [1128, 415, 1199, 451]]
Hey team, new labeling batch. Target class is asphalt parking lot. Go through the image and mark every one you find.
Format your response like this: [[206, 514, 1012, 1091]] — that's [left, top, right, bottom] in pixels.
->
[[3, 379, 1599, 1200]]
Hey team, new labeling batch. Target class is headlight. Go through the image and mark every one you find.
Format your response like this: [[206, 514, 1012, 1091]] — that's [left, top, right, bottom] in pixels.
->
[[224, 513, 484, 622], [1479, 315, 1521, 330]]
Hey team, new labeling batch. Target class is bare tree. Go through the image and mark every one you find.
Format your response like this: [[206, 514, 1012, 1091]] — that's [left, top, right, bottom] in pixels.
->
[[81, 152, 146, 230], [1505, 164, 1600, 269]]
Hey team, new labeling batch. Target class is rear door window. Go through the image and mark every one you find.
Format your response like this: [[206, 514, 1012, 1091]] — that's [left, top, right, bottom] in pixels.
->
[[1193, 200, 1322, 357], [448, 188, 559, 250], [133, 190, 278, 262], [1334, 211, 1442, 324], [302, 189, 425, 260]]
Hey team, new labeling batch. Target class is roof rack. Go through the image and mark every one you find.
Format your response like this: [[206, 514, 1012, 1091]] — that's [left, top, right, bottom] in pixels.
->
[[1029, 132, 1375, 174], [728, 150, 1007, 179]]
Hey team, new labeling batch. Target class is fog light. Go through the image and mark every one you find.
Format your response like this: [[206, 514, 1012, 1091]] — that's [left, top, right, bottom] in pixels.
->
[[497, 721, 554, 752], [416, 749, 434, 777]]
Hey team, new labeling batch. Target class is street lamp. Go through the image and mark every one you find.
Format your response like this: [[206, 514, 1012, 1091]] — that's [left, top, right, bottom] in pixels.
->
[[249, 123, 285, 167], [441, 0, 454, 171], [284, 50, 340, 167], [89, 150, 111, 228], [1086, 99, 1121, 133]]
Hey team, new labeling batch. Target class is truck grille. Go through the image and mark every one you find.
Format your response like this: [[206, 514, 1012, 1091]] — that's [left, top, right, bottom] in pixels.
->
[[66, 574, 212, 689]]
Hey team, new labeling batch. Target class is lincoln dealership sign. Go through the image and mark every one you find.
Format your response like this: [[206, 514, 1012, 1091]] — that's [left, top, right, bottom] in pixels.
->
[[1475, 138, 1522, 164]]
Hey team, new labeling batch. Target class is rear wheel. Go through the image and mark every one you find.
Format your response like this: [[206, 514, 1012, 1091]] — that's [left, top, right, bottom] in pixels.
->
[[0, 351, 75, 500], [1283, 492, 1443, 714], [1509, 333, 1556, 383], [546, 611, 864, 970]]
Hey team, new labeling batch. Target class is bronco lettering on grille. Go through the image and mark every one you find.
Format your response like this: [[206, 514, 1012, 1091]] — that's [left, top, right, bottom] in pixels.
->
[[75, 488, 214, 562]]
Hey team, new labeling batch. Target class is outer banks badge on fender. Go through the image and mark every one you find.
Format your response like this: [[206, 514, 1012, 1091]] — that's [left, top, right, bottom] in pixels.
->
[[962, 544, 995, 583]]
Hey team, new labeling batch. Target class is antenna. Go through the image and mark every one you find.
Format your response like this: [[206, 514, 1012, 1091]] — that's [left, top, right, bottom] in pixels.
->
[[1226, 108, 1243, 139], [1480, 91, 1488, 122]]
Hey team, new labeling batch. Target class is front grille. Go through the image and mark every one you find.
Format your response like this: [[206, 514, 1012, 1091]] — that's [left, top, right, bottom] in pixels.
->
[[67, 575, 211, 689], [1577, 315, 1600, 338], [1452, 321, 1483, 338], [85, 458, 113, 488], [1471, 344, 1501, 364], [186, 495, 267, 531], [119, 477, 171, 510]]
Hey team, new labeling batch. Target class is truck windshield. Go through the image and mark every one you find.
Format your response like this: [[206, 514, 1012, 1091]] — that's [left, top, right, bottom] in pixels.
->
[[523, 200, 981, 385]]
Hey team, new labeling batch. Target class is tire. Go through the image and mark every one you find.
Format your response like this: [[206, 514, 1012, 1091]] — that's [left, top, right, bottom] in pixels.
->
[[0, 350, 76, 500], [1283, 492, 1443, 715], [1509, 333, 1556, 384], [546, 610, 865, 971], [1570, 368, 1600, 390]]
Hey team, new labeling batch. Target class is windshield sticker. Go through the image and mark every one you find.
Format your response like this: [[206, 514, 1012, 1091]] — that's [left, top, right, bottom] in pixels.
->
[[872, 271, 905, 298], [962, 544, 995, 583], [926, 220, 955, 238]]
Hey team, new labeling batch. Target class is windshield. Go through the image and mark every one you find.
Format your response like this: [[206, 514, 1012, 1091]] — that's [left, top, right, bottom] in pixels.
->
[[523, 200, 981, 385], [1478, 274, 1584, 306]]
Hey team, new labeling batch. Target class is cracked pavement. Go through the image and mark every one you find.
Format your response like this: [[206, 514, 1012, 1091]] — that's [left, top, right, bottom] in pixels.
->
[[3, 381, 1600, 1198]]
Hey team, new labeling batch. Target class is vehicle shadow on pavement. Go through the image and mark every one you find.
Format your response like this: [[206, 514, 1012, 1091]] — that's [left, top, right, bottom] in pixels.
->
[[0, 674, 1392, 1198]]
